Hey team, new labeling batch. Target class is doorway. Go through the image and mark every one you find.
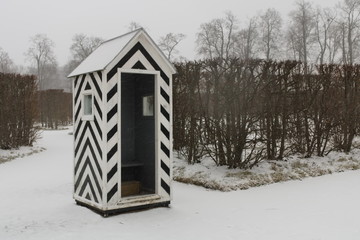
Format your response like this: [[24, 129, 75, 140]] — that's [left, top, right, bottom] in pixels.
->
[[120, 72, 156, 197]]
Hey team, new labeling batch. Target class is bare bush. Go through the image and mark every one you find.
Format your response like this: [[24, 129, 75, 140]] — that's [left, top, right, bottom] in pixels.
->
[[174, 60, 360, 169], [38, 89, 72, 129]]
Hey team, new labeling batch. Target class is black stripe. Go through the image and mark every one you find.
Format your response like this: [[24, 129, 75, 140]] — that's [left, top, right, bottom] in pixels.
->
[[94, 98, 102, 120], [107, 144, 117, 162], [161, 179, 170, 195], [160, 87, 170, 103], [79, 175, 99, 203], [97, 71, 102, 80], [75, 122, 89, 155], [75, 157, 102, 199], [75, 140, 88, 172], [87, 140, 102, 179], [75, 138, 102, 179], [74, 155, 82, 178], [75, 75, 86, 104], [107, 43, 141, 81], [93, 116, 102, 140], [74, 103, 81, 122], [107, 42, 170, 86], [75, 122, 102, 159], [107, 183, 118, 202], [90, 73, 102, 101], [78, 175, 89, 197], [85, 193, 91, 200], [86, 123, 103, 158], [74, 75, 79, 88], [74, 119, 83, 139], [132, 60, 146, 70], [161, 123, 170, 139], [107, 42, 139, 81], [161, 72, 169, 85], [107, 104, 118, 122], [161, 142, 170, 158], [137, 43, 169, 85], [161, 160, 170, 176], [107, 163, 117, 182], [74, 147, 92, 180], [107, 83, 117, 102], [161, 105, 170, 121], [85, 82, 91, 90], [107, 125, 117, 142], [75, 122, 89, 156], [74, 119, 85, 144]]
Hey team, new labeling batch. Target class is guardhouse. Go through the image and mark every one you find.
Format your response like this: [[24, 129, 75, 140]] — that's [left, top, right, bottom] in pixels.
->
[[68, 28, 175, 215]]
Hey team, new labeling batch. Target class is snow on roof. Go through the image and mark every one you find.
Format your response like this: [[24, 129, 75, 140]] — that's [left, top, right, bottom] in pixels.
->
[[68, 29, 141, 77]]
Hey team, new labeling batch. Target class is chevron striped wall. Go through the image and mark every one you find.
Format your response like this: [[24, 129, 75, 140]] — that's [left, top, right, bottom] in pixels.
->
[[73, 72, 104, 207], [73, 34, 172, 211]]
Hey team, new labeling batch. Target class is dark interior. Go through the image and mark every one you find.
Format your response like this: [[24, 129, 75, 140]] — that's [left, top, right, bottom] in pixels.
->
[[121, 72, 155, 196]]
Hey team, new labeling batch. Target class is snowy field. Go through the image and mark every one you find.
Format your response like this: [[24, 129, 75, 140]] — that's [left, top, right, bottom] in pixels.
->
[[0, 129, 360, 240]]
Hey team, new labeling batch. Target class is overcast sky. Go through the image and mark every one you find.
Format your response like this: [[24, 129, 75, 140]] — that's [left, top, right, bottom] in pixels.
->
[[1, 0, 341, 67]]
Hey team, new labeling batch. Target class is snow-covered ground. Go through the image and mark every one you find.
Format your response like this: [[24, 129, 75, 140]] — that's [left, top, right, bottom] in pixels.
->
[[0, 129, 360, 240]]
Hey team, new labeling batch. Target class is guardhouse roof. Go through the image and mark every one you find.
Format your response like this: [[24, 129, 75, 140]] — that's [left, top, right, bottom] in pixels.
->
[[68, 28, 176, 78]]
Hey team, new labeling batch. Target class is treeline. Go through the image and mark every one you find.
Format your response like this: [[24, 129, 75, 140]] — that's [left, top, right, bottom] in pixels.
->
[[0, 73, 72, 149], [173, 59, 360, 169]]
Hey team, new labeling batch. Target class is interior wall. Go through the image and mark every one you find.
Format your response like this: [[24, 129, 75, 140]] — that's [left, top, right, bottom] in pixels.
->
[[121, 72, 155, 193]]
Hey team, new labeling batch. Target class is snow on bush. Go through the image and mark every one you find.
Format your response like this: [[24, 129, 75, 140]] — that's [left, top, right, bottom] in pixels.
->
[[173, 149, 360, 191]]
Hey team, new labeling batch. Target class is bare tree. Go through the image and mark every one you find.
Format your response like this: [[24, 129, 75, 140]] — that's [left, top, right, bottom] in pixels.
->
[[327, 18, 342, 63], [61, 62, 76, 91], [286, 27, 302, 61], [337, 0, 360, 64], [287, 0, 316, 64], [70, 34, 103, 63], [0, 47, 14, 73], [158, 33, 186, 61], [258, 8, 283, 60], [235, 17, 259, 60], [196, 11, 238, 61], [27, 62, 60, 90], [315, 7, 336, 65], [25, 34, 56, 90], [196, 12, 240, 166], [128, 21, 143, 31]]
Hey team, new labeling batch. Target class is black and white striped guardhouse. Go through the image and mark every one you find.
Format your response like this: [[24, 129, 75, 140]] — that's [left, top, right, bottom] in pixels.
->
[[68, 28, 175, 215]]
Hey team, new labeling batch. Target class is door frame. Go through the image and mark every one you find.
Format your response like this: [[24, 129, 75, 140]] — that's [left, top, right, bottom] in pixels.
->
[[117, 68, 160, 199]]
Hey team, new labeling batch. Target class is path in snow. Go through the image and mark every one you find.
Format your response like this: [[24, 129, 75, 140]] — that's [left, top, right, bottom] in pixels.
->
[[0, 129, 359, 240]]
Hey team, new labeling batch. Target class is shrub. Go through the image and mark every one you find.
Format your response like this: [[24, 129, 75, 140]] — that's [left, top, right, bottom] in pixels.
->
[[0, 73, 39, 149]]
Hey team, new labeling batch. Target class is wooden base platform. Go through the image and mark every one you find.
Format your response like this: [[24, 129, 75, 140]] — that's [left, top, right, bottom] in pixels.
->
[[75, 200, 170, 217]]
